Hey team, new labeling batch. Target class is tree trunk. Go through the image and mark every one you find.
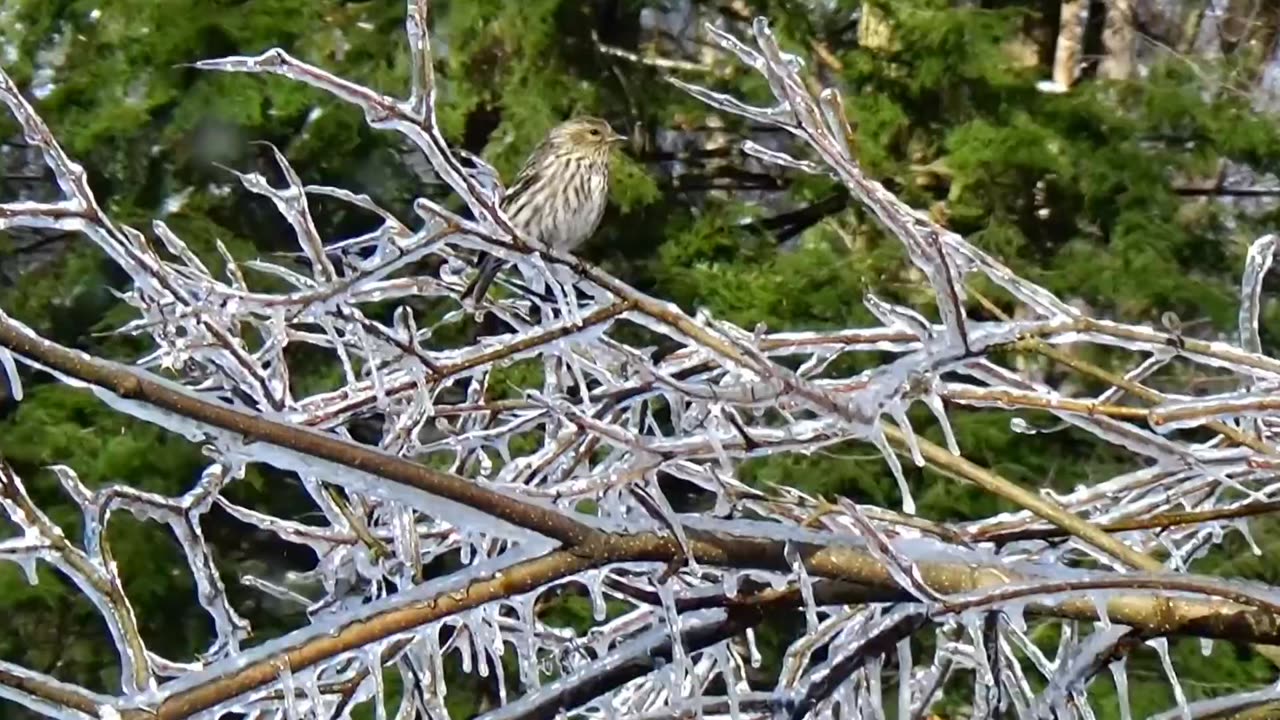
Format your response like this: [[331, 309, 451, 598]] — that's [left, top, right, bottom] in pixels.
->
[[1050, 0, 1089, 90], [1178, 0, 1210, 54], [1099, 0, 1135, 80], [1219, 0, 1259, 55]]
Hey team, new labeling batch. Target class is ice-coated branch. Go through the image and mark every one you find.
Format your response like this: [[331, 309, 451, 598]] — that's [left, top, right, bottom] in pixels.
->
[[4, 306, 1280, 717], [0, 309, 597, 548], [0, 662, 108, 720], [6, 0, 1280, 718], [0, 463, 153, 692]]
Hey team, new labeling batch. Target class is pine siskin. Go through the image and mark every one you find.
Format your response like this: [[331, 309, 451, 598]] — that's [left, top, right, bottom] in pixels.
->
[[463, 116, 627, 303]]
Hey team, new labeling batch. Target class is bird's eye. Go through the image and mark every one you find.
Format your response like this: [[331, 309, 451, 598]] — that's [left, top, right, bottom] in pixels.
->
[[588, 128, 601, 136]]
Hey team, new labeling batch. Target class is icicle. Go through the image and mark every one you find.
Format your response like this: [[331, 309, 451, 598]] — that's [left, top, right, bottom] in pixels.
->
[[897, 637, 912, 720], [489, 629, 508, 706], [277, 660, 299, 720], [746, 627, 762, 669], [1150, 638, 1189, 720], [1089, 593, 1111, 629], [17, 553, 38, 585], [866, 657, 886, 720], [588, 571, 607, 621], [888, 401, 924, 467], [300, 666, 325, 718], [473, 628, 491, 680], [358, 326, 387, 409], [512, 596, 540, 689], [0, 348, 21, 401], [1235, 519, 1263, 556], [475, 450, 494, 482], [429, 624, 447, 707], [1239, 234, 1276, 358], [922, 392, 959, 454], [457, 626, 473, 673], [785, 542, 819, 633], [656, 577, 689, 692], [870, 422, 914, 514], [368, 645, 388, 720], [720, 644, 743, 720], [1110, 657, 1132, 720]]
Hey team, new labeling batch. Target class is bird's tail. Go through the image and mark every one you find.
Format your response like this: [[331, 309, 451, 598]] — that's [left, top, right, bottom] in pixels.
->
[[462, 252, 505, 303]]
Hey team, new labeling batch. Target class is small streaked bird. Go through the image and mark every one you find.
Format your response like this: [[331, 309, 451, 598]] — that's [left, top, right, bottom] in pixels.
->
[[463, 116, 627, 303]]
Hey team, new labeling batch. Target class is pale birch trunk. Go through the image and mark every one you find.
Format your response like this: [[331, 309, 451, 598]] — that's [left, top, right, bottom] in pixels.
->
[[1100, 0, 1136, 80], [1050, 0, 1089, 90]]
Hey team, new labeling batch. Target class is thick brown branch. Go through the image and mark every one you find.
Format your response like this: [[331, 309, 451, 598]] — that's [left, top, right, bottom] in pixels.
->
[[0, 313, 600, 549], [6, 314, 1280, 717], [107, 534, 1280, 719], [0, 665, 104, 717]]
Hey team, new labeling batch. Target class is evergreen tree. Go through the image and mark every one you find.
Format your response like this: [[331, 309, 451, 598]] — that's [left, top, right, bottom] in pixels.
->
[[4, 1, 1280, 716]]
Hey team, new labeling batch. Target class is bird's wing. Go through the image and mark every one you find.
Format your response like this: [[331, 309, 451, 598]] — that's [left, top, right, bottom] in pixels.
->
[[501, 140, 552, 209]]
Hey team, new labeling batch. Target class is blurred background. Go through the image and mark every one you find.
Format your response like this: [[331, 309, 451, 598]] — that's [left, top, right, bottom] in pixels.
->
[[3, 1, 1280, 717]]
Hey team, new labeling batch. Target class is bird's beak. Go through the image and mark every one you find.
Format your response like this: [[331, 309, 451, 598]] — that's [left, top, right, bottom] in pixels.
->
[[609, 132, 628, 144]]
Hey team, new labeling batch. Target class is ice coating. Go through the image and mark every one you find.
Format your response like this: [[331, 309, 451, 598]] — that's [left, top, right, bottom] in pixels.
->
[[1, 3, 1280, 719]]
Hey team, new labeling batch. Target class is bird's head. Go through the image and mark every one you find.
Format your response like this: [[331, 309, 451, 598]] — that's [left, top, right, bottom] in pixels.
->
[[548, 116, 627, 160]]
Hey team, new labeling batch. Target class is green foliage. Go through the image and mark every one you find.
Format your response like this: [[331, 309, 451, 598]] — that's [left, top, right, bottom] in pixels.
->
[[4, 0, 1280, 715]]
